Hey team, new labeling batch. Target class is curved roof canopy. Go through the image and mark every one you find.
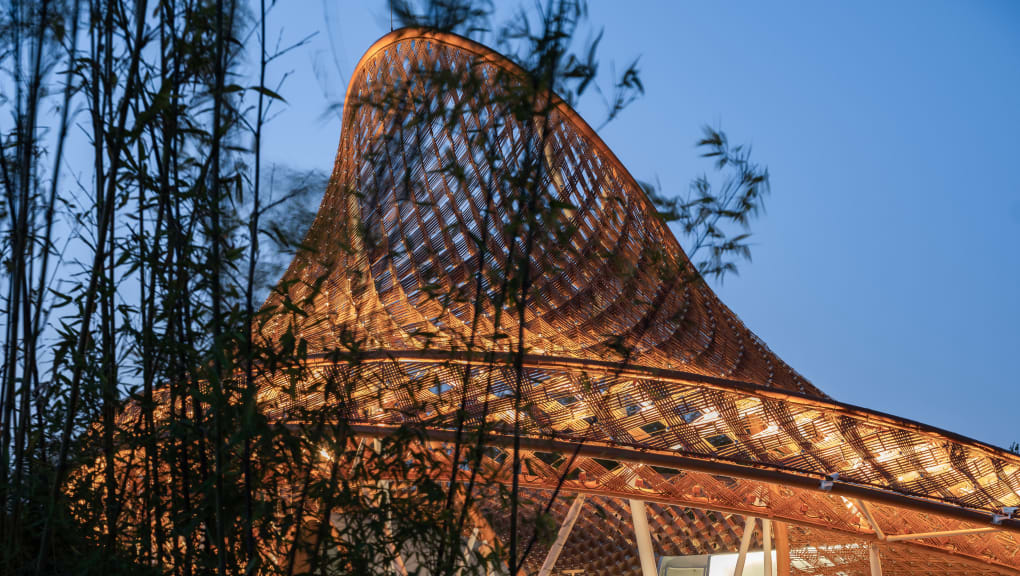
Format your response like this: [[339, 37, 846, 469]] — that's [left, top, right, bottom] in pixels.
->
[[256, 28, 1020, 575]]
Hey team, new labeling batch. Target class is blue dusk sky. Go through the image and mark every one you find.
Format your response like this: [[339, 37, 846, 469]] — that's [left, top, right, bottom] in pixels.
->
[[256, 2, 1020, 448]]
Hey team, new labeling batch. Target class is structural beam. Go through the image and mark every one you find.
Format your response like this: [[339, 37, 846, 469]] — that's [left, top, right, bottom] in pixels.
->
[[868, 543, 883, 576], [629, 499, 658, 576], [855, 499, 886, 540], [774, 521, 790, 576], [733, 516, 755, 576], [341, 422, 1020, 536], [537, 494, 586, 576], [885, 527, 999, 542], [762, 518, 773, 576], [855, 496, 1000, 543]]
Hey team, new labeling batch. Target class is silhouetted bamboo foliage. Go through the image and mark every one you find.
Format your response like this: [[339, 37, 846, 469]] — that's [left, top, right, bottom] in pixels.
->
[[0, 0, 773, 574]]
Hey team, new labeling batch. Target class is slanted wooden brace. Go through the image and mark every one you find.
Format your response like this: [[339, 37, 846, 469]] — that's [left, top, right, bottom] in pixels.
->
[[105, 27, 1020, 576]]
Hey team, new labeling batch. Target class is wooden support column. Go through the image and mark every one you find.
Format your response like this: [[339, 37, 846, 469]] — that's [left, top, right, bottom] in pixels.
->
[[773, 521, 791, 576], [290, 515, 323, 576], [629, 498, 658, 576], [762, 518, 773, 576], [869, 543, 883, 576], [374, 439, 408, 576], [537, 494, 586, 576], [733, 515, 755, 576]]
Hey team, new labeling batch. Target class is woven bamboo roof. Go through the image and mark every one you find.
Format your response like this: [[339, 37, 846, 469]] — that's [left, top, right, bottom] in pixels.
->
[[251, 28, 1020, 575]]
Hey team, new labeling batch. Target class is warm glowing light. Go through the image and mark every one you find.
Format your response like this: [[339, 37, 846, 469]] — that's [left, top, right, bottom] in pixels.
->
[[692, 411, 720, 425], [751, 424, 779, 438], [875, 449, 900, 464], [898, 470, 921, 483]]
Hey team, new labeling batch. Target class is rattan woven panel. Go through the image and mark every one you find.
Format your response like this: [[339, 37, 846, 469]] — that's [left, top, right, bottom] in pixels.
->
[[787, 524, 1016, 576], [474, 488, 751, 576], [370, 428, 1017, 570], [247, 358, 1020, 519], [261, 29, 819, 396], [474, 489, 1017, 575]]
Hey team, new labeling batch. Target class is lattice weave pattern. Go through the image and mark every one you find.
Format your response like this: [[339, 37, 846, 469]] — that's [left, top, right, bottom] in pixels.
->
[[264, 31, 819, 396], [247, 29, 1020, 573], [97, 28, 1020, 574]]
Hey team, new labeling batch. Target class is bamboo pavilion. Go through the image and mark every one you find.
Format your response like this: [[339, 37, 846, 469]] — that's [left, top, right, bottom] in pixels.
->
[[139, 28, 1020, 576]]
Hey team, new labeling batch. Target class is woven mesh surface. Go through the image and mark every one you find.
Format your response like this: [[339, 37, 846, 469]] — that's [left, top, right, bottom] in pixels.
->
[[263, 30, 819, 397], [787, 523, 1017, 576], [476, 487, 753, 576], [109, 28, 1020, 573]]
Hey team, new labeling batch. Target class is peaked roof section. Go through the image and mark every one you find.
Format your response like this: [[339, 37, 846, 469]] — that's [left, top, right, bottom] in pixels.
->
[[264, 27, 821, 397]]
